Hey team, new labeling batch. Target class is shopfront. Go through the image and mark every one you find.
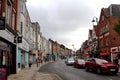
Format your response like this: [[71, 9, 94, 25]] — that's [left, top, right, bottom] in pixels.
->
[[111, 47, 119, 62], [0, 37, 16, 75]]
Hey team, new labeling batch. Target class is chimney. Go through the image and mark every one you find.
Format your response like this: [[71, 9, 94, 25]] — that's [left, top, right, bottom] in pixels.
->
[[109, 4, 113, 16]]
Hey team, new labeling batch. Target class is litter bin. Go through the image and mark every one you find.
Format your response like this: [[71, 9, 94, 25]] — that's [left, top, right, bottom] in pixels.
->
[[0, 68, 7, 80]]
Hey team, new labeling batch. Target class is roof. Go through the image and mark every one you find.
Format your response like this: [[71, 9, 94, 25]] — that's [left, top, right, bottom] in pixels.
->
[[103, 4, 120, 17]]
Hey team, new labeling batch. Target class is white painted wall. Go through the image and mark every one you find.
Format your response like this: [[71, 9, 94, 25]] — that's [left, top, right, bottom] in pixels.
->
[[0, 30, 15, 44]]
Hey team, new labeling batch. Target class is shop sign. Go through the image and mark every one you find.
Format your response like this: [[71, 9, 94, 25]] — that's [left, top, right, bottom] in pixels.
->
[[111, 47, 118, 53], [17, 36, 22, 43]]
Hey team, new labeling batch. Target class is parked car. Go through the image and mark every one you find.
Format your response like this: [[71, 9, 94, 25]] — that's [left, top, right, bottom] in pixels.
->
[[85, 58, 119, 75], [73, 59, 85, 68], [65, 57, 75, 65]]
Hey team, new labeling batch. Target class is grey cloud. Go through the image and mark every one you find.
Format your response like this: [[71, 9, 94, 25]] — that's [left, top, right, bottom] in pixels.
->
[[27, 0, 95, 48]]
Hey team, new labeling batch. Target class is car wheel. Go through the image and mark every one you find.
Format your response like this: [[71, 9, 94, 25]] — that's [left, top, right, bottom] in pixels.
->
[[97, 68, 101, 74], [85, 66, 89, 71]]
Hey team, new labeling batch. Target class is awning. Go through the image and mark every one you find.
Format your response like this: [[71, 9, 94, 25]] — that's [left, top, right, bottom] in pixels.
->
[[100, 53, 110, 56], [83, 53, 90, 57]]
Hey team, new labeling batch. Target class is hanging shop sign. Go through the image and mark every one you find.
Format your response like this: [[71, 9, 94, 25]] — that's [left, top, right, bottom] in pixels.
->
[[111, 47, 118, 53], [17, 36, 22, 43], [0, 17, 5, 30]]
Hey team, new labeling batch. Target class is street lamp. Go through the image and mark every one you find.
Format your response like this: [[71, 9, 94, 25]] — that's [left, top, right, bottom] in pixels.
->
[[72, 44, 76, 56], [92, 16, 98, 25], [92, 16, 99, 58]]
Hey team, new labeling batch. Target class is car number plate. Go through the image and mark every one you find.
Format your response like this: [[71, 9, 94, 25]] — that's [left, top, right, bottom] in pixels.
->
[[110, 69, 116, 71]]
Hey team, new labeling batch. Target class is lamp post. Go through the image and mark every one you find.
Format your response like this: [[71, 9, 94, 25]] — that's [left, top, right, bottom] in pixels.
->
[[72, 44, 76, 56], [92, 16, 98, 25], [92, 16, 99, 58]]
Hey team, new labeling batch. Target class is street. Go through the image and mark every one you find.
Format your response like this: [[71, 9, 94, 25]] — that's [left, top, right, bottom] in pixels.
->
[[39, 60, 120, 80]]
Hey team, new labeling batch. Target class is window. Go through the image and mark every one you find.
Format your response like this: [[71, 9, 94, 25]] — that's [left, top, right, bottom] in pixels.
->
[[102, 27, 105, 33], [21, 1, 25, 14], [99, 28, 102, 35], [20, 22, 23, 34], [105, 24, 109, 32], [102, 16, 104, 21], [100, 40, 103, 47], [12, 12, 15, 30], [6, 1, 12, 25], [105, 38, 110, 46]]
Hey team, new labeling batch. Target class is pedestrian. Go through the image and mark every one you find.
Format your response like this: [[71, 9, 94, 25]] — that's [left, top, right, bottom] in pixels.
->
[[36, 57, 40, 67], [114, 58, 119, 65], [36, 58, 38, 67], [29, 59, 32, 68]]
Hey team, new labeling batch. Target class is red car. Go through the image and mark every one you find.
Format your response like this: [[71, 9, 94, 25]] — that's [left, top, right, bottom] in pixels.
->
[[73, 59, 85, 68], [85, 58, 119, 75]]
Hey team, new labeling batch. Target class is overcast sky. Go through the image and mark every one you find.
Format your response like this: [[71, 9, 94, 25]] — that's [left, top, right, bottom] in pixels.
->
[[26, 0, 120, 50]]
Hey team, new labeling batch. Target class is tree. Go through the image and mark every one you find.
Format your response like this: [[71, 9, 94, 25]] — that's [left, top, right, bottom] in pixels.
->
[[114, 20, 120, 35]]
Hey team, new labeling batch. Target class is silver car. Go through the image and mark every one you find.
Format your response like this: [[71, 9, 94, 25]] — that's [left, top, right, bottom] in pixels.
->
[[65, 57, 75, 65]]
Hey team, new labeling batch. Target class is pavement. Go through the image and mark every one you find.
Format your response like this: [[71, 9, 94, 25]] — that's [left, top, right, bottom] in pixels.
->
[[8, 62, 63, 80]]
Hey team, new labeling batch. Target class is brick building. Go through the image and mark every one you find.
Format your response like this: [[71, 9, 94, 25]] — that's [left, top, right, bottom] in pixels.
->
[[97, 4, 120, 61], [0, 0, 18, 74]]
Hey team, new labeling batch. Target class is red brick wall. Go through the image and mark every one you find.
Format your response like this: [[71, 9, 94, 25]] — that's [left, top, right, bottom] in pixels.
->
[[1, 0, 6, 16], [98, 9, 120, 52], [109, 18, 120, 47], [1, 0, 18, 32]]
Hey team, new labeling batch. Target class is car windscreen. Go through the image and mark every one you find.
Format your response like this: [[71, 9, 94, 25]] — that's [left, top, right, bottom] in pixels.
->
[[68, 58, 74, 61], [78, 59, 85, 64], [95, 59, 108, 64]]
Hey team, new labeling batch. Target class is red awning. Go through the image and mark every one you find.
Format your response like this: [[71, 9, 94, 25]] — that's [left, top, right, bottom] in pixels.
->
[[100, 53, 110, 56], [83, 53, 89, 57]]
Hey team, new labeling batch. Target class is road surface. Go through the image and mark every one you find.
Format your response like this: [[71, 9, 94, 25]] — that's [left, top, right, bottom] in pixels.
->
[[39, 60, 120, 80]]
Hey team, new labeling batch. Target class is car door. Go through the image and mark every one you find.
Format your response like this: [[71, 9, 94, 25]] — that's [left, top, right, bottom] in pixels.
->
[[90, 59, 96, 70]]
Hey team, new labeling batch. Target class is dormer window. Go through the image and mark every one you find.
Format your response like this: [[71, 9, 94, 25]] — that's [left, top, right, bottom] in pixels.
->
[[102, 16, 104, 21], [105, 24, 109, 32]]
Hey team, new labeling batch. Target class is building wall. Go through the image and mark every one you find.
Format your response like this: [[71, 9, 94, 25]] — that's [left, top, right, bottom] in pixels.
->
[[0, 0, 18, 75], [110, 18, 120, 47], [17, 0, 30, 72]]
